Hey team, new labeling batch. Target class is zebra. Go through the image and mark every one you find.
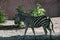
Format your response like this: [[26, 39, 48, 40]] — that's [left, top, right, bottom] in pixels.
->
[[14, 12, 55, 40]]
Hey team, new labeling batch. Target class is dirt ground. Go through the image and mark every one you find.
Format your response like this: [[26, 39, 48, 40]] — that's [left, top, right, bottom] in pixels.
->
[[0, 17, 60, 40]]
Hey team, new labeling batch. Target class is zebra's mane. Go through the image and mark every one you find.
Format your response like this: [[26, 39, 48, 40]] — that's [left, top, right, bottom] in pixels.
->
[[17, 12, 46, 22]]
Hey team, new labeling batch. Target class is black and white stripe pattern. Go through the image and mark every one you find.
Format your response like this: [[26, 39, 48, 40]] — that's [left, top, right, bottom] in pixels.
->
[[31, 16, 49, 27], [14, 12, 55, 39]]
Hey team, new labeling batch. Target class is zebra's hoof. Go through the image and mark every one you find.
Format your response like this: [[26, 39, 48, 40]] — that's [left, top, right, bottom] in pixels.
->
[[34, 37, 36, 40], [22, 37, 25, 40]]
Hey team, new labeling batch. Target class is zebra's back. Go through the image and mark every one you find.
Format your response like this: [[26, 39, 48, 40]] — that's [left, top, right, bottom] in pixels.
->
[[25, 16, 50, 28]]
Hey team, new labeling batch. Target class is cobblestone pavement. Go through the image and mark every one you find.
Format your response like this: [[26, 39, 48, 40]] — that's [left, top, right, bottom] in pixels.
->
[[0, 17, 60, 40]]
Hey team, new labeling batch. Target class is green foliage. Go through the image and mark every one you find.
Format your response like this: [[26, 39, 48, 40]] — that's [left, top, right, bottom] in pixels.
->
[[30, 4, 46, 17], [18, 21, 25, 28], [0, 12, 5, 23], [16, 5, 24, 13], [15, 5, 24, 28]]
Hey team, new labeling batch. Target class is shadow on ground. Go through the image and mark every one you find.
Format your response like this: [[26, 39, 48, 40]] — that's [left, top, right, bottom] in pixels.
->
[[0, 26, 25, 30], [0, 35, 60, 40], [0, 26, 41, 30]]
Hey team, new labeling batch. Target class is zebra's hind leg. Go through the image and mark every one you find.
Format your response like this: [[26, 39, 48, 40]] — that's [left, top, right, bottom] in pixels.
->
[[47, 27, 52, 40], [42, 27, 48, 40], [43, 27, 47, 35], [31, 27, 36, 40]]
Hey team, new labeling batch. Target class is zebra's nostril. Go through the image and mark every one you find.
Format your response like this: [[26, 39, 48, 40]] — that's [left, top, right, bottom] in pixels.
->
[[14, 22, 18, 24]]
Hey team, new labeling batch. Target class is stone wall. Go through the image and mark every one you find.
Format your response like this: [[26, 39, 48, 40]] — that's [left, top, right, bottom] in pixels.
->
[[0, 0, 60, 19], [37, 0, 59, 17]]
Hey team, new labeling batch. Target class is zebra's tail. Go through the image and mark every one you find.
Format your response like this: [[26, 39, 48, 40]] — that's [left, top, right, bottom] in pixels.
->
[[50, 19, 55, 33]]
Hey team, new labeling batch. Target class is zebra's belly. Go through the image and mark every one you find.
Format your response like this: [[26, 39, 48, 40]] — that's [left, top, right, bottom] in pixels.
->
[[28, 24, 41, 28], [34, 24, 42, 28]]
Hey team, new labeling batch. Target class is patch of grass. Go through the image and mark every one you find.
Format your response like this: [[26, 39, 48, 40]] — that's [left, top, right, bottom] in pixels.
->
[[30, 4, 46, 17], [0, 12, 5, 23]]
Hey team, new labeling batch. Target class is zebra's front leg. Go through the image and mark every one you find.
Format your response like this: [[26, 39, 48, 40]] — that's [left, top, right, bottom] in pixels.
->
[[23, 26, 28, 40], [31, 27, 36, 40]]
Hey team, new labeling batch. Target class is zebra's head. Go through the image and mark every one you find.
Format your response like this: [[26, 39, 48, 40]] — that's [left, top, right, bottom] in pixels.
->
[[14, 12, 25, 24]]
